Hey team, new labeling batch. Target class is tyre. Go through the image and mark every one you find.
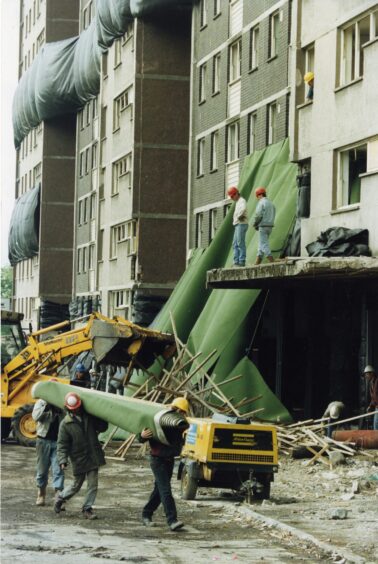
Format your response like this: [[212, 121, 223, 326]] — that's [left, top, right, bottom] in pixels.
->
[[181, 466, 198, 500], [253, 481, 271, 500], [1, 418, 12, 442], [11, 404, 37, 447]]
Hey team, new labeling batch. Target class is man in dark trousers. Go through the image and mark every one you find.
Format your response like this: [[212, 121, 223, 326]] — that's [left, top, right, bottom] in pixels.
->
[[140, 397, 189, 531], [32, 398, 64, 506], [253, 186, 276, 264], [55, 392, 108, 519], [364, 365, 378, 430]]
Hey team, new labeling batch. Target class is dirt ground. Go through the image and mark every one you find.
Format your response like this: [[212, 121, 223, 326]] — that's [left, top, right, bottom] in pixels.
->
[[1, 439, 377, 563]]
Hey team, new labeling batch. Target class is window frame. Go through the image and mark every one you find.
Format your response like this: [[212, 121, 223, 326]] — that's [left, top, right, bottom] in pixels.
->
[[249, 25, 259, 70], [268, 11, 280, 59]]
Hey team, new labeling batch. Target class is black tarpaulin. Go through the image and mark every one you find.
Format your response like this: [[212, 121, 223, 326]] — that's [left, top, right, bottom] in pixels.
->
[[8, 186, 40, 265], [306, 227, 371, 257]]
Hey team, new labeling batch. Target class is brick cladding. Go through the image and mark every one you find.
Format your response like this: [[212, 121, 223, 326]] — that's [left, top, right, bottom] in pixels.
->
[[190, 0, 290, 249]]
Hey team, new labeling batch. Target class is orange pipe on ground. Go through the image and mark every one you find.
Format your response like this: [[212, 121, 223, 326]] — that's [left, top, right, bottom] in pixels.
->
[[333, 430, 378, 449]]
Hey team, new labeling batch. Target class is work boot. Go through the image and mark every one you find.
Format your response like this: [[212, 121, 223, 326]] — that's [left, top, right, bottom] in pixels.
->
[[142, 517, 156, 527], [267, 255, 274, 263], [55, 489, 65, 510], [54, 496, 65, 514], [82, 507, 98, 520], [255, 256, 262, 265], [170, 520, 184, 531], [36, 487, 46, 506]]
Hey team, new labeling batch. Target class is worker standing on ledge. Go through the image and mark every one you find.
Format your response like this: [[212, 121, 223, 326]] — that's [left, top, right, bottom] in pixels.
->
[[364, 365, 378, 430], [253, 187, 276, 265], [227, 186, 248, 267], [304, 71, 314, 101]]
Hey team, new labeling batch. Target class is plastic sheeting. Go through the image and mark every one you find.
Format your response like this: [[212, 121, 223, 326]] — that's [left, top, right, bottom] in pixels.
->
[[8, 185, 40, 265], [13, 0, 193, 146], [306, 227, 371, 257], [145, 140, 298, 423]]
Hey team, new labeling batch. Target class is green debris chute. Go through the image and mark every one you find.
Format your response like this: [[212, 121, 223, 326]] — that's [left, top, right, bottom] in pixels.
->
[[149, 139, 298, 424]]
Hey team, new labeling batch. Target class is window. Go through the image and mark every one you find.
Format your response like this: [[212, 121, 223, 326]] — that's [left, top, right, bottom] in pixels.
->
[[212, 53, 221, 94], [102, 52, 108, 78], [91, 144, 98, 169], [199, 63, 207, 102], [79, 151, 84, 177], [210, 131, 219, 171], [196, 213, 204, 247], [98, 229, 104, 261], [82, 246, 87, 273], [112, 153, 132, 195], [110, 221, 137, 259], [267, 102, 278, 145], [229, 0, 243, 36], [83, 197, 88, 223], [249, 26, 259, 70], [83, 1, 93, 30], [269, 11, 280, 59], [197, 138, 205, 176], [213, 0, 220, 17], [303, 44, 315, 101], [90, 193, 96, 220], [33, 163, 42, 185], [77, 248, 82, 273], [86, 102, 91, 126], [85, 147, 90, 174], [340, 15, 370, 86], [36, 29, 45, 53], [113, 87, 132, 130], [92, 97, 98, 119], [229, 40, 241, 83], [209, 208, 217, 241], [109, 290, 131, 318], [226, 122, 239, 162], [248, 112, 257, 154], [200, 0, 207, 28], [114, 39, 122, 67], [89, 244, 95, 270], [337, 144, 367, 207]]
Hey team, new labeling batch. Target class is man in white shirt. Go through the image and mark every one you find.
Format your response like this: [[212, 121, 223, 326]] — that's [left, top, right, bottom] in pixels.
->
[[227, 186, 248, 267]]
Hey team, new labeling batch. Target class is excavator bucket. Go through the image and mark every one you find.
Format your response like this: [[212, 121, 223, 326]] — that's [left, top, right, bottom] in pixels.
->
[[89, 318, 175, 368]]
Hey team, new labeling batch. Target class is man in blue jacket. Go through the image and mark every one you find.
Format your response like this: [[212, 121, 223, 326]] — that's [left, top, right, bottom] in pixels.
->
[[253, 187, 276, 265]]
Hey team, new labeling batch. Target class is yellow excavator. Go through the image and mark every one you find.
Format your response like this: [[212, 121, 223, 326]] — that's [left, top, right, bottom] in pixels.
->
[[1, 310, 175, 446]]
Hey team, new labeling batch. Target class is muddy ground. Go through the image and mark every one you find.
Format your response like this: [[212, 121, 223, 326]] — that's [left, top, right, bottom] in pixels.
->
[[1, 440, 377, 563]]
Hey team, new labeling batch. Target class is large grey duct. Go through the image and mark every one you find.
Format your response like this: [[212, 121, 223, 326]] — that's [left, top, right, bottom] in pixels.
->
[[12, 0, 194, 147], [8, 185, 40, 265]]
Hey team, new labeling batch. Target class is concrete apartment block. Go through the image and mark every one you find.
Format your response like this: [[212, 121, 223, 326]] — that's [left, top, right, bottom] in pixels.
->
[[13, 0, 79, 329], [189, 0, 291, 251]]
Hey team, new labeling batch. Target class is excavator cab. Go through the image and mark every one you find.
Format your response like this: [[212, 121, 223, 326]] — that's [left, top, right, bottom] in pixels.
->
[[1, 311, 25, 368]]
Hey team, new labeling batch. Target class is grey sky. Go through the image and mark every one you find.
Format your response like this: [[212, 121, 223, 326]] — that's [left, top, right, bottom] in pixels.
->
[[1, 0, 19, 266]]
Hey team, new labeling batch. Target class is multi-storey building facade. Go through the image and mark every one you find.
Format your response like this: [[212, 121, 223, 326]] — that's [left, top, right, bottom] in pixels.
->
[[73, 1, 191, 322], [188, 0, 292, 250], [12, 0, 79, 328]]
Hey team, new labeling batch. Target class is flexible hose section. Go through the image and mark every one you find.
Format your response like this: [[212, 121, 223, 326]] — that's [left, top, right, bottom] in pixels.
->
[[159, 411, 189, 431]]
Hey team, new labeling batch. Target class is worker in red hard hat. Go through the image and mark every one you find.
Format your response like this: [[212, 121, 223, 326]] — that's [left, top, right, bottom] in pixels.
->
[[227, 186, 248, 267], [253, 187, 276, 265], [55, 392, 108, 519]]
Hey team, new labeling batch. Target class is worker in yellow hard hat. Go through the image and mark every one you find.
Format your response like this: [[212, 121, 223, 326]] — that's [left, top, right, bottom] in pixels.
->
[[304, 71, 314, 101], [139, 396, 190, 531]]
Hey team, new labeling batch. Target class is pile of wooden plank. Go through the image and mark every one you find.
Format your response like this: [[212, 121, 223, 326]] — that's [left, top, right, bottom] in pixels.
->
[[276, 413, 375, 467]]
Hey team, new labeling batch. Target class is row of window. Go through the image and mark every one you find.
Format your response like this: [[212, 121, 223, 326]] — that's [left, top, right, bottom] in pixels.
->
[[110, 220, 137, 259], [195, 203, 230, 247], [14, 295, 35, 321], [79, 98, 98, 130], [198, 10, 281, 103], [22, 28, 45, 73], [102, 21, 134, 78], [112, 153, 132, 195], [78, 193, 96, 226], [77, 244, 95, 274], [109, 289, 133, 318], [14, 257, 38, 281], [79, 143, 98, 177], [23, 0, 43, 38], [82, 0, 94, 31], [113, 86, 133, 131], [197, 101, 280, 176], [16, 162, 41, 198], [18, 125, 42, 161]]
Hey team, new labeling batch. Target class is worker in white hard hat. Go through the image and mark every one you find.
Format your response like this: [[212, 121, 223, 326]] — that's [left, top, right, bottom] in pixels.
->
[[140, 397, 190, 531], [55, 392, 108, 519], [363, 365, 378, 430], [322, 401, 346, 438]]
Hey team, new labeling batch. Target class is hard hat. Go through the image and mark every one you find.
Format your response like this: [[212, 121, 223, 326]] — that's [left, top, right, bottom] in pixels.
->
[[255, 187, 266, 197], [76, 363, 86, 372], [304, 71, 314, 83], [227, 186, 239, 198], [171, 397, 189, 414], [64, 392, 82, 410], [363, 365, 375, 374], [329, 405, 341, 419]]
